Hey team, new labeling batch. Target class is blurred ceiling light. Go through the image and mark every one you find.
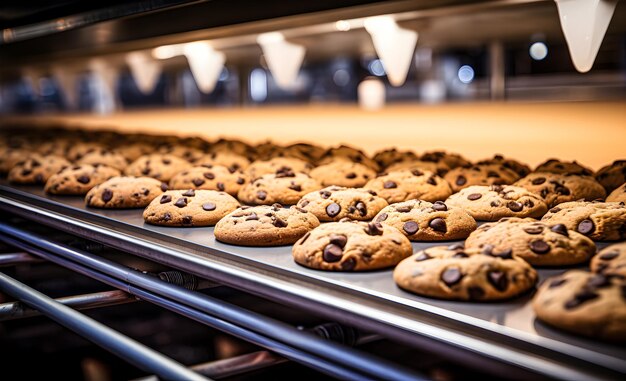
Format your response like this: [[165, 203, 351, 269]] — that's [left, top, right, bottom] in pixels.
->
[[250, 68, 267, 102], [368, 59, 385, 76], [529, 41, 548, 61], [152, 44, 185, 60], [457, 65, 475, 84], [126, 51, 162, 94], [183, 41, 225, 93], [332, 69, 350, 86], [554, 0, 617, 73], [364, 15, 417, 87], [257, 32, 306, 90], [335, 20, 351, 31], [89, 58, 118, 114]]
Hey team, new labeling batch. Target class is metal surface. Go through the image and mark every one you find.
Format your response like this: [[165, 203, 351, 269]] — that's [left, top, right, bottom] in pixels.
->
[[0, 251, 41, 266], [0, 228, 425, 381], [0, 184, 624, 380], [0, 290, 135, 321], [0, 272, 210, 381]]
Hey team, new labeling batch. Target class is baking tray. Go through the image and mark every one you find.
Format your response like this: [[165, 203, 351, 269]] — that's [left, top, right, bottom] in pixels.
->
[[1, 182, 624, 380]]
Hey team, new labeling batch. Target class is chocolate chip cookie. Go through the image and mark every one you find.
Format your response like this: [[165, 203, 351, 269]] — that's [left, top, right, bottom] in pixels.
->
[[296, 186, 388, 222], [393, 245, 537, 301], [309, 160, 376, 187], [209, 138, 253, 157], [245, 157, 313, 179], [169, 165, 247, 196], [419, 150, 471, 169], [465, 217, 595, 266], [8, 154, 70, 184], [318, 145, 379, 171], [283, 142, 326, 163], [534, 159, 594, 176], [238, 170, 321, 205], [77, 149, 128, 170], [532, 271, 626, 341], [372, 148, 419, 169], [476, 154, 531, 177], [86, 176, 166, 208], [364, 170, 452, 203], [446, 185, 548, 221], [144, 189, 239, 226], [66, 142, 107, 161], [125, 154, 192, 182], [116, 142, 154, 162], [444, 164, 521, 193], [514, 173, 606, 207], [596, 160, 626, 193], [0, 148, 31, 174], [292, 220, 412, 271], [540, 201, 626, 241], [157, 144, 205, 164], [374, 200, 476, 241], [215, 204, 320, 246], [606, 182, 626, 203], [386, 159, 450, 177], [198, 151, 251, 172], [44, 164, 121, 195], [591, 242, 626, 277]]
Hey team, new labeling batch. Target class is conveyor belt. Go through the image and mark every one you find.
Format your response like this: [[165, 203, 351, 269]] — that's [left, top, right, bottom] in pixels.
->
[[1, 183, 624, 380]]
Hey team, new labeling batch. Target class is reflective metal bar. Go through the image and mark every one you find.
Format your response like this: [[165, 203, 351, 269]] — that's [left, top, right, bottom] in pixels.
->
[[0, 272, 209, 381], [0, 225, 427, 381], [0, 290, 135, 321], [0, 252, 42, 267]]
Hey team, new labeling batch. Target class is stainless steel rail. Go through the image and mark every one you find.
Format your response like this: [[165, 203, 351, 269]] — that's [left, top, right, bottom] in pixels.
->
[[0, 251, 42, 266], [0, 223, 428, 381], [0, 289, 135, 321], [0, 272, 210, 381]]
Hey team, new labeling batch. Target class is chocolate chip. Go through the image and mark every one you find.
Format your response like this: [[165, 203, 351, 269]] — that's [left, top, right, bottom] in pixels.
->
[[383, 180, 397, 189], [97, 188, 112, 203], [162, 158, 171, 165], [395, 205, 411, 213], [236, 177, 245, 185], [160, 183, 169, 191], [288, 184, 302, 192], [257, 191, 267, 200], [411, 169, 423, 176], [275, 167, 295, 178], [182, 216, 193, 225], [273, 218, 287, 228], [182, 189, 195, 197], [163, 212, 171, 221], [345, 172, 357, 179], [506, 201, 523, 212], [492, 248, 513, 260], [299, 200, 310, 208], [523, 226, 543, 235], [564, 290, 598, 309], [341, 257, 356, 271], [577, 219, 595, 235], [329, 234, 347, 248], [531, 177, 546, 185], [529, 240, 550, 254], [453, 252, 468, 258], [204, 172, 215, 180], [77, 175, 90, 184], [415, 252, 431, 261], [299, 232, 310, 244], [21, 168, 32, 176], [490, 201, 500, 207], [355, 201, 367, 216], [429, 217, 447, 233], [245, 213, 259, 221], [319, 190, 331, 199], [160, 195, 172, 204], [192, 178, 205, 186], [456, 175, 467, 186], [142, 168, 151, 175], [367, 190, 378, 196], [326, 203, 341, 217], [403, 221, 419, 235], [143, 189, 150, 196], [217, 182, 225, 191], [426, 176, 437, 186], [550, 224, 569, 237], [376, 213, 388, 222], [468, 286, 485, 300], [323, 244, 344, 262], [599, 251, 619, 260], [487, 171, 500, 178], [272, 203, 282, 211], [202, 202, 216, 211], [488, 271, 508, 291], [432, 201, 447, 211], [174, 198, 187, 208], [365, 222, 384, 236], [467, 193, 482, 201], [441, 268, 462, 286], [549, 278, 567, 288]]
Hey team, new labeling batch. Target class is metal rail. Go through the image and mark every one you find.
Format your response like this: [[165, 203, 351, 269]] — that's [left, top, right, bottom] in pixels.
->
[[0, 224, 427, 381], [0, 290, 135, 321], [0, 272, 210, 381], [0, 251, 42, 266]]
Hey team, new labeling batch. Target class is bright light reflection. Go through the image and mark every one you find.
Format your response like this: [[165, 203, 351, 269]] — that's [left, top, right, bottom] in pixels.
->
[[457, 65, 475, 84], [529, 42, 548, 60]]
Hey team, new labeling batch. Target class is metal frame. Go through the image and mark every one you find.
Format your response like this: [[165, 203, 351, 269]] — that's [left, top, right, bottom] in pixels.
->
[[0, 223, 426, 381]]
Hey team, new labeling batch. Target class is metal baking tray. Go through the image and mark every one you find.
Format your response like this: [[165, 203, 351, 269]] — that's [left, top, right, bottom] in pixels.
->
[[1, 182, 624, 380]]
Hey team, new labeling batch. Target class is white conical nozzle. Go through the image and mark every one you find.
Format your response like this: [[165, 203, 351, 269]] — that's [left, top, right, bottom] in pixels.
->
[[364, 15, 418, 86], [183, 41, 225, 93], [257, 32, 306, 90], [555, 0, 618, 73], [52, 66, 79, 109], [126, 51, 162, 94]]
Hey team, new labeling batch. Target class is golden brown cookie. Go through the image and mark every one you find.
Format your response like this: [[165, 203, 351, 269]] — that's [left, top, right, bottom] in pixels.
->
[[540, 201, 626, 241], [238, 169, 321, 205], [591, 242, 626, 277], [45, 164, 121, 195], [309, 160, 376, 187], [86, 176, 167, 208], [444, 164, 520, 193], [419, 150, 471, 169], [8, 154, 70, 184], [476, 154, 531, 177], [169, 165, 247, 196], [197, 151, 251, 172], [318, 145, 379, 171], [514, 173, 606, 207], [143, 189, 239, 226], [365, 169, 452, 203], [393, 245, 537, 301], [534, 159, 594, 176], [606, 182, 626, 203], [296, 186, 388, 222], [372, 148, 419, 169], [245, 157, 313, 179], [386, 159, 450, 177], [595, 160, 626, 193], [125, 154, 192, 182], [292, 220, 412, 271], [77, 149, 128, 170]]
